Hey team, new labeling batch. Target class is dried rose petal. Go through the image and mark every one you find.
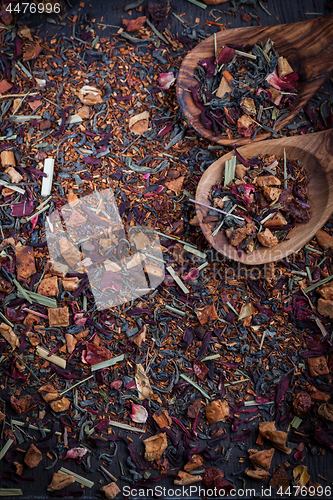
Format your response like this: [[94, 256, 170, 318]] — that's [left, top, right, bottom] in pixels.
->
[[266, 69, 299, 91], [64, 447, 88, 460], [158, 72, 176, 89]]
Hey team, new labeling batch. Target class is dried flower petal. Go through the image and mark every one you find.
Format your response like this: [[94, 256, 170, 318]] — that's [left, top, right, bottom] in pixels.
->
[[64, 447, 88, 460], [158, 72, 176, 90]]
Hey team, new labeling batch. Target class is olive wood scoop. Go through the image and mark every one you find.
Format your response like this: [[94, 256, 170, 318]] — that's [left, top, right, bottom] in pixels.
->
[[177, 15, 333, 146], [195, 129, 333, 265]]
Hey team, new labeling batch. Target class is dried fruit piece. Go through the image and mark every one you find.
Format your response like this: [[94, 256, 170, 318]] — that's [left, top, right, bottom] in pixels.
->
[[258, 421, 291, 454], [277, 57, 294, 78], [153, 409, 172, 428], [123, 16, 146, 32], [215, 76, 232, 98], [48, 307, 69, 327], [238, 302, 255, 320], [5, 167, 22, 183], [78, 85, 103, 105], [65, 334, 76, 354], [245, 468, 270, 481], [318, 403, 333, 421], [13, 462, 23, 476], [24, 444, 42, 468], [240, 97, 256, 115], [1, 150, 15, 167], [61, 277, 80, 291], [193, 361, 209, 380], [196, 304, 218, 325], [318, 281, 333, 300], [50, 397, 71, 412], [37, 276, 59, 297], [38, 383, 60, 403], [184, 454, 204, 472], [10, 395, 31, 414], [23, 44, 42, 61], [205, 400, 230, 424], [292, 392, 312, 417], [237, 114, 256, 136], [317, 298, 333, 319], [202, 468, 224, 488], [230, 222, 255, 247], [248, 448, 274, 470], [0, 323, 19, 350], [143, 433, 168, 461], [257, 228, 279, 248], [15, 246, 36, 280], [174, 470, 202, 485], [307, 356, 329, 377], [316, 229, 333, 250], [187, 399, 202, 419], [100, 482, 121, 499], [58, 237, 82, 267], [307, 385, 330, 403], [263, 186, 282, 203], [129, 111, 150, 135], [293, 465, 310, 488], [270, 464, 290, 491], [265, 212, 287, 228], [256, 175, 281, 187]]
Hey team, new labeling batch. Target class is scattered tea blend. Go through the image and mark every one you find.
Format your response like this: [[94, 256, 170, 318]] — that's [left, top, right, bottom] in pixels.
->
[[208, 149, 310, 251], [191, 40, 299, 138]]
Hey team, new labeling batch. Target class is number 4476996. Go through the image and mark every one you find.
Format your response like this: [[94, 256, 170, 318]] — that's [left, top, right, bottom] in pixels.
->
[[278, 485, 331, 496], [6, 3, 61, 14]]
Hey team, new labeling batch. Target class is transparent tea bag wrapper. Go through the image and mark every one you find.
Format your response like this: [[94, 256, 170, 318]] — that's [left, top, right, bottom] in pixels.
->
[[46, 188, 165, 310]]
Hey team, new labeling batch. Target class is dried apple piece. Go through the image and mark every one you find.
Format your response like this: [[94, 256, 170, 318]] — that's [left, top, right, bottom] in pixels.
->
[[143, 433, 168, 461], [206, 400, 230, 424], [47, 472, 75, 491]]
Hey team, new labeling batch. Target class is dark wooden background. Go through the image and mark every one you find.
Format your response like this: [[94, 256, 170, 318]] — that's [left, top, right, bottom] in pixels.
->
[[6, 0, 333, 499], [36, 0, 333, 38]]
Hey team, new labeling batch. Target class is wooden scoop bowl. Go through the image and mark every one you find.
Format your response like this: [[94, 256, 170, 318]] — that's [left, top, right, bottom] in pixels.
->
[[195, 129, 333, 265], [177, 15, 333, 147]]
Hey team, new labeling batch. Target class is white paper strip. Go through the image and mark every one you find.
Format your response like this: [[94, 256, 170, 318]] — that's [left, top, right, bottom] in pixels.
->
[[41, 158, 55, 197]]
